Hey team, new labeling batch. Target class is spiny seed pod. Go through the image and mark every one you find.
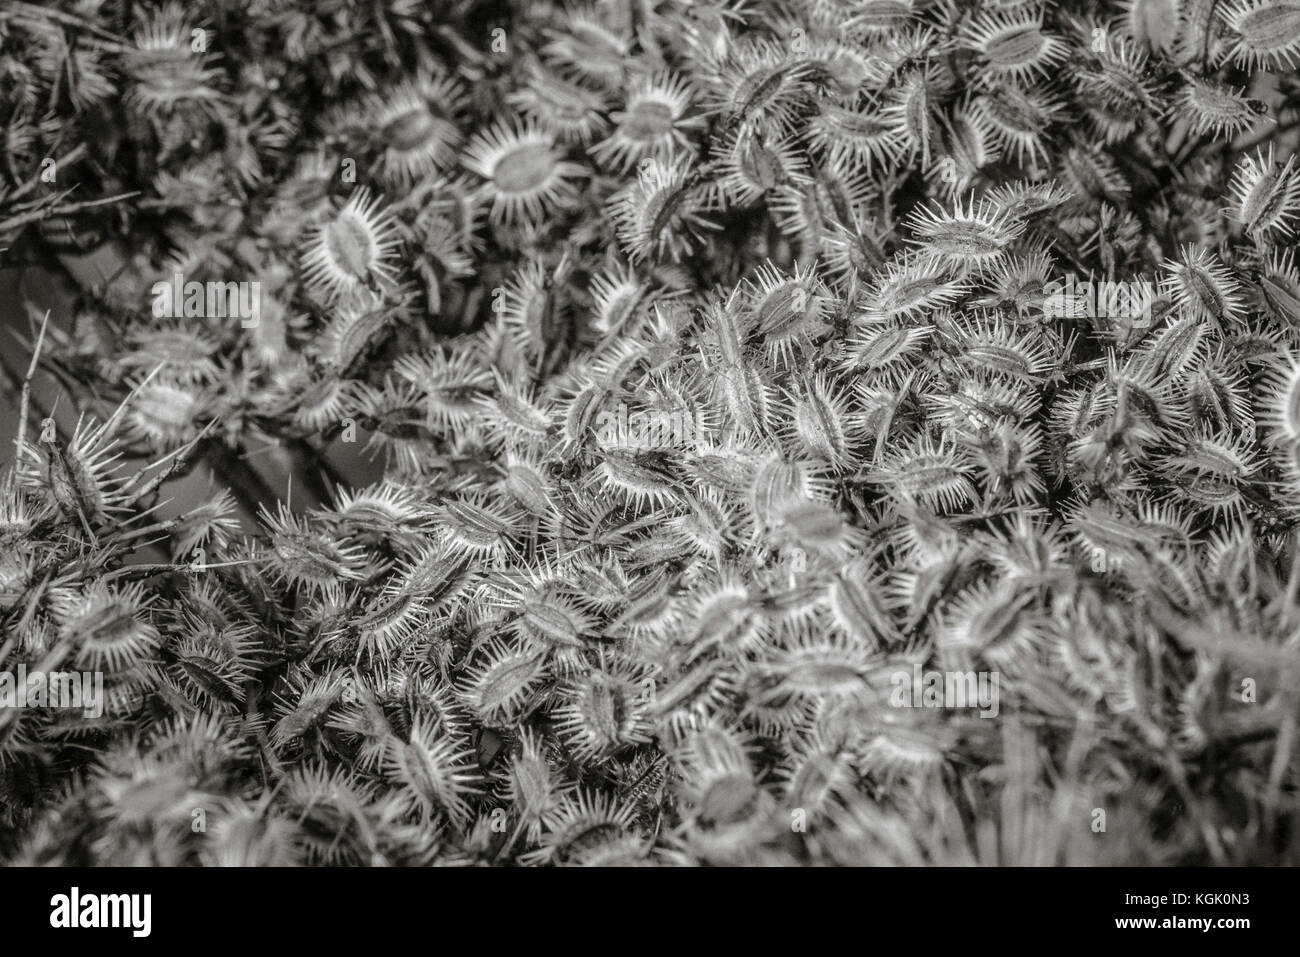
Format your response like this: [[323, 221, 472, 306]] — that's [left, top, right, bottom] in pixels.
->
[[761, 630, 876, 698], [1161, 432, 1257, 517], [500, 730, 562, 843], [673, 722, 758, 817], [936, 581, 1043, 672], [463, 121, 584, 226], [382, 719, 480, 826], [524, 790, 643, 866], [609, 153, 716, 263], [744, 261, 831, 364], [908, 196, 1024, 274], [1221, 0, 1300, 70], [542, 6, 630, 90], [861, 255, 970, 322], [1175, 77, 1265, 139], [436, 494, 521, 561], [973, 85, 1060, 166], [1229, 146, 1300, 238], [1160, 246, 1244, 327], [598, 449, 682, 509], [1260, 353, 1300, 444], [363, 73, 464, 186], [301, 189, 401, 304], [457, 640, 546, 727], [347, 578, 437, 663], [394, 350, 492, 431], [781, 373, 858, 469], [327, 482, 430, 537], [780, 745, 856, 822], [51, 582, 160, 671], [588, 261, 648, 336], [507, 62, 609, 143], [126, 378, 206, 447], [673, 490, 739, 557], [1256, 249, 1300, 326], [591, 71, 700, 173], [869, 434, 976, 512], [124, 3, 222, 118], [826, 559, 902, 648], [960, 7, 1067, 84], [261, 504, 367, 594], [713, 125, 809, 207], [702, 37, 810, 132], [552, 654, 654, 760], [269, 668, 348, 753], [200, 800, 301, 867], [504, 578, 598, 662]]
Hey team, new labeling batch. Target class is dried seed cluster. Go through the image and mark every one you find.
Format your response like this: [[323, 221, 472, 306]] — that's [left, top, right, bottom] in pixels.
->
[[3, 0, 1300, 866]]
